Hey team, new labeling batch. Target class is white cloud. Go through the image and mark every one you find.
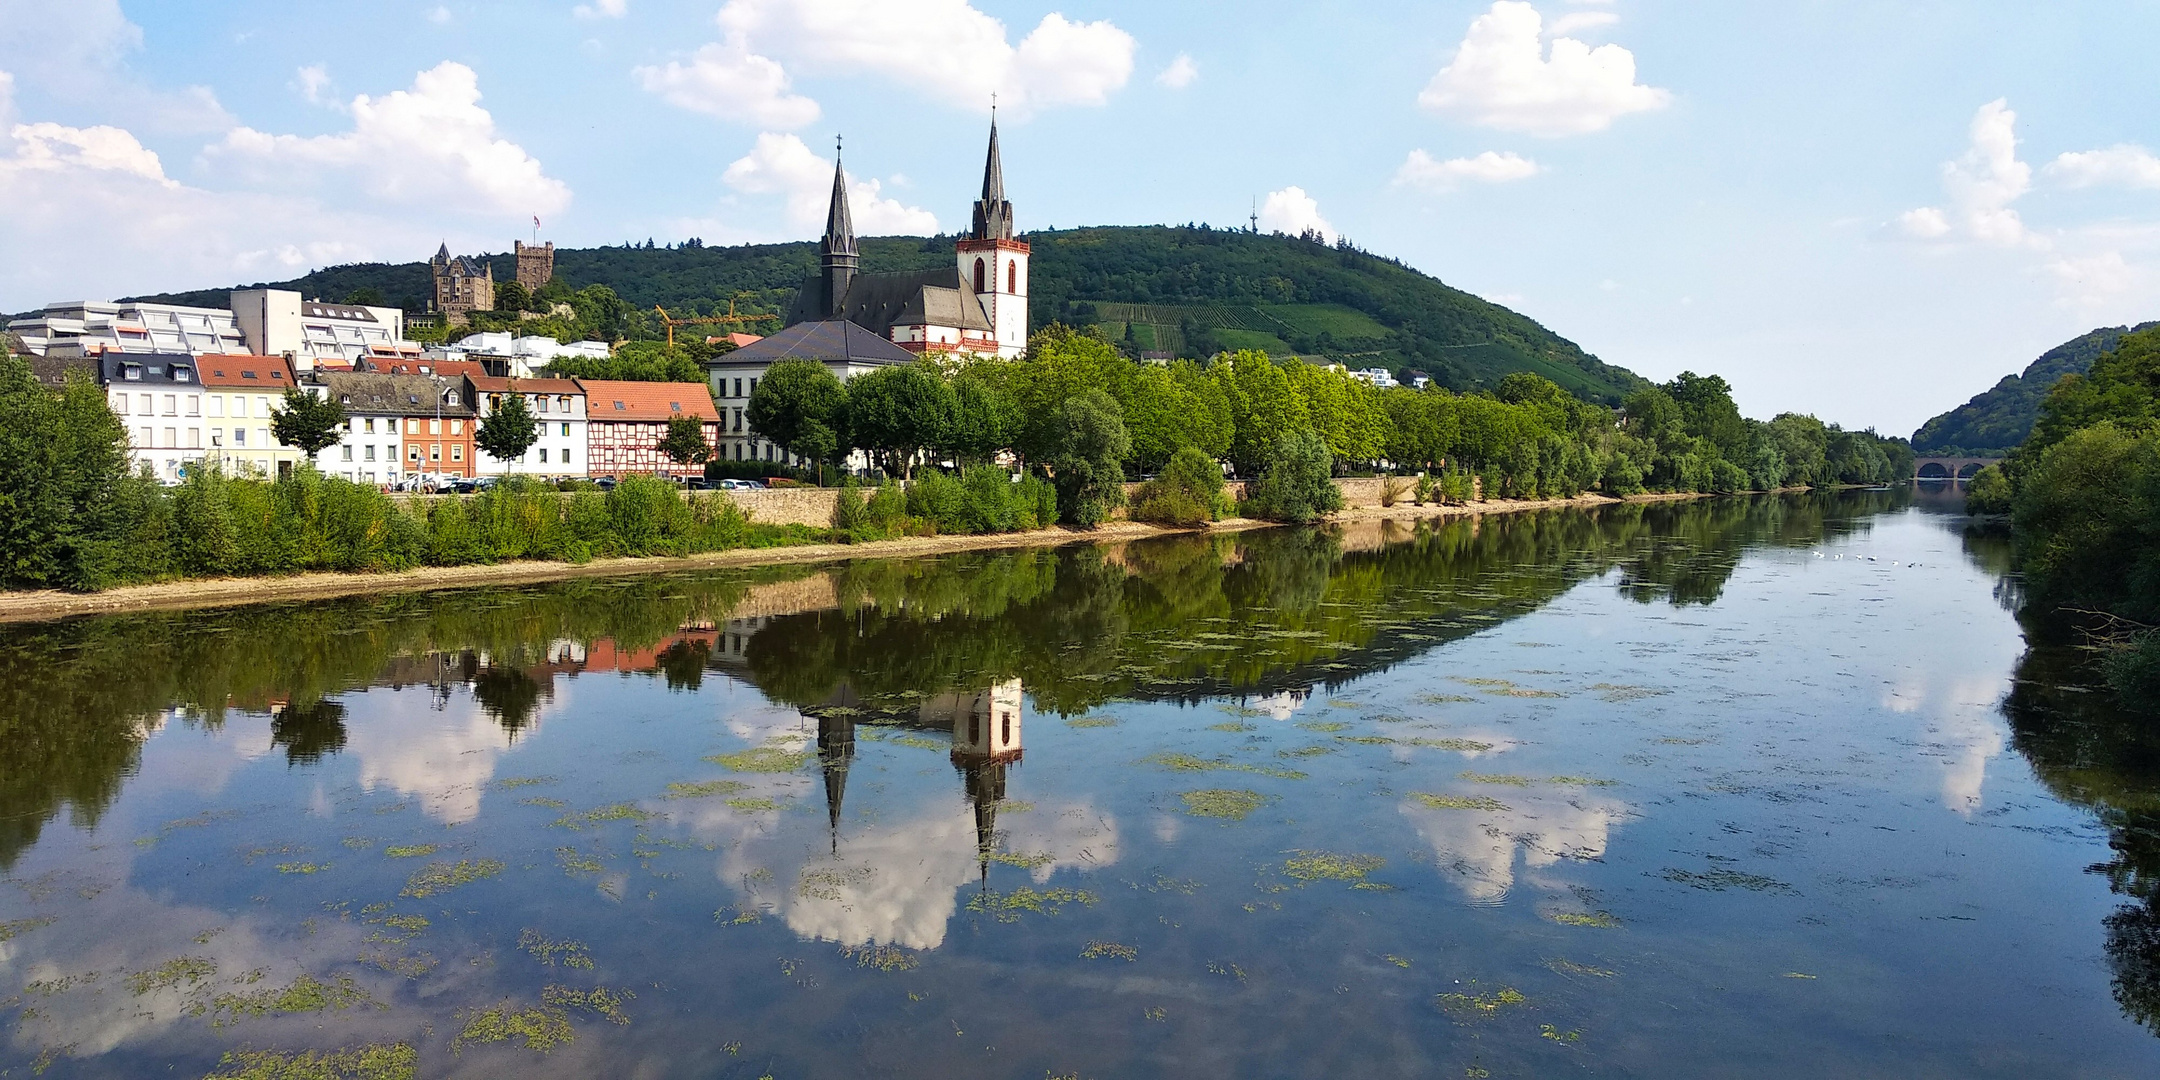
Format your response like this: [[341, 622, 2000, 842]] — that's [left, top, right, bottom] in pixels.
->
[[1418, 1, 1669, 137], [1393, 148, 1542, 191], [634, 38, 820, 129], [711, 0, 1136, 116], [722, 131, 937, 235], [1897, 99, 2037, 248], [5, 121, 173, 185], [1546, 11, 1618, 36], [427, 5, 452, 24], [1155, 52, 1199, 90], [2048, 249, 2152, 313], [0, 0, 232, 134], [2046, 144, 2160, 190], [574, 0, 628, 17], [295, 64, 333, 106], [206, 61, 571, 218], [1258, 185, 1335, 241]]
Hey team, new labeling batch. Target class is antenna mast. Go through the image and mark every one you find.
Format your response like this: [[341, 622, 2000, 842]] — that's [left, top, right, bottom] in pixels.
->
[[1249, 197, 1259, 234]]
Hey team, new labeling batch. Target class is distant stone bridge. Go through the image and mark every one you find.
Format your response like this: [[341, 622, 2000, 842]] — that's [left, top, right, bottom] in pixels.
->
[[1914, 455, 2002, 481]]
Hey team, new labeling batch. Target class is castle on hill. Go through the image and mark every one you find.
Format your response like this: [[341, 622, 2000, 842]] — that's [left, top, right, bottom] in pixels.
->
[[782, 121, 1028, 360], [430, 240, 556, 326]]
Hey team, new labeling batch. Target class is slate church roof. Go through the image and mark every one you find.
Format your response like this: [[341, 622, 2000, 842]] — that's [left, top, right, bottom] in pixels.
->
[[720, 320, 918, 367]]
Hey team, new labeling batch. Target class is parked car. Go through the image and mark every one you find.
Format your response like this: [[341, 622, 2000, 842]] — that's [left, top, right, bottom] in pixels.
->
[[590, 476, 617, 491]]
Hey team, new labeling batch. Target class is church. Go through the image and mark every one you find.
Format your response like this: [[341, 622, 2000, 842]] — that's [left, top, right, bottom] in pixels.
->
[[779, 121, 1029, 360]]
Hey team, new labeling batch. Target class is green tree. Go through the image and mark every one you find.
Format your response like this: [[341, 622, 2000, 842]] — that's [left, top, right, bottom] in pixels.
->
[[1045, 389, 1130, 527], [0, 356, 163, 590], [1131, 446, 1228, 527], [947, 362, 1020, 465], [270, 388, 348, 457], [1217, 351, 1311, 476], [846, 363, 957, 478], [495, 280, 533, 313], [1244, 430, 1343, 523], [475, 390, 540, 474], [656, 414, 713, 469], [746, 358, 849, 481]]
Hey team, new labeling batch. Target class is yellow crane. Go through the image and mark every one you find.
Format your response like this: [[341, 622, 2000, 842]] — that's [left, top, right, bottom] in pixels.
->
[[653, 294, 778, 347]]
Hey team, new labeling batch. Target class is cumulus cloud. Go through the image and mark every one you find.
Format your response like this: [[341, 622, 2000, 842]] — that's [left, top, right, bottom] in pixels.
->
[[2047, 144, 2160, 190], [1258, 186, 1335, 241], [634, 38, 821, 129], [1418, 1, 1669, 137], [295, 64, 333, 106], [1401, 787, 1630, 903], [1897, 99, 2036, 248], [700, 0, 1137, 116], [722, 131, 937, 235], [205, 61, 571, 218], [1393, 148, 1541, 191], [0, 0, 232, 133], [4, 120, 174, 185], [574, 0, 628, 17], [1155, 52, 1198, 89]]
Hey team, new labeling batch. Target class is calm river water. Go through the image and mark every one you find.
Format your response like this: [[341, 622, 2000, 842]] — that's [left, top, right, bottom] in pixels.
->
[[3, 490, 2158, 1078]]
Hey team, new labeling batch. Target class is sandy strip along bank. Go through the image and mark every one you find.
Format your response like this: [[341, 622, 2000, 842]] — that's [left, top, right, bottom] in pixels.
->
[[0, 492, 1706, 624]]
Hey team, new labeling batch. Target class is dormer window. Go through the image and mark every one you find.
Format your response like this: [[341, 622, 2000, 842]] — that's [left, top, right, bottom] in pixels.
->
[[445, 391, 460, 405], [340, 395, 352, 405], [122, 365, 142, 381], [172, 367, 192, 382]]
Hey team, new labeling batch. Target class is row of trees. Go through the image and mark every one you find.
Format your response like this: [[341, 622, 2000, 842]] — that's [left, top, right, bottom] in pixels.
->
[[746, 325, 1913, 503], [1970, 325, 2160, 705]]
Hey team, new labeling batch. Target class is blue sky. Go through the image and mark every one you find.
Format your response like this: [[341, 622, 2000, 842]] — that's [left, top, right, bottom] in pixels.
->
[[2, 1, 2157, 435]]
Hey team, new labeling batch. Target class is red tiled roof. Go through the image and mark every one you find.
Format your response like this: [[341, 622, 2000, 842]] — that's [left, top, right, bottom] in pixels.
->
[[469, 374, 583, 395], [575, 379, 719, 422], [197, 354, 297, 389]]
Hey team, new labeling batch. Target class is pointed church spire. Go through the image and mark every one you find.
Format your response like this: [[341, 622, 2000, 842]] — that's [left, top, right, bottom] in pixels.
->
[[817, 711, 854, 856], [969, 113, 1014, 242], [819, 136, 859, 318]]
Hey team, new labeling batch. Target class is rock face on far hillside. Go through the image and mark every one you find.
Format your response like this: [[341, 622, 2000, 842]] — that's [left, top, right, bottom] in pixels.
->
[[1913, 321, 2160, 456]]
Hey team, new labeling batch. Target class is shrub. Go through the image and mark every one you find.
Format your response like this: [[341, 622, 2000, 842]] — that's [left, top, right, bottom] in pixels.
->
[[1018, 472, 1057, 530], [1381, 475, 1413, 508], [863, 481, 907, 536], [427, 497, 485, 565], [906, 468, 969, 533], [1131, 447, 1228, 528], [1243, 431, 1343, 524], [830, 479, 867, 541], [1414, 472, 1436, 506], [1047, 390, 1130, 528], [1966, 464, 2012, 516], [607, 475, 687, 556], [959, 466, 1024, 534]]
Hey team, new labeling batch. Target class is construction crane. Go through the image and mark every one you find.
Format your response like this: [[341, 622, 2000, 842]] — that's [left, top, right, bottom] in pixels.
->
[[653, 294, 778, 347]]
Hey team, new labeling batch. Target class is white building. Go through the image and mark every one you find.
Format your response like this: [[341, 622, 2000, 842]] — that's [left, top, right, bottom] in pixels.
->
[[434, 332, 611, 377], [705, 321, 915, 465], [230, 289, 412, 371], [1347, 367, 1401, 389], [468, 374, 588, 477], [98, 353, 205, 481], [10, 301, 247, 357]]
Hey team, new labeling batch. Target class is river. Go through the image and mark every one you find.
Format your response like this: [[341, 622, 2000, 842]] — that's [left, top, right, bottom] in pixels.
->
[[1, 490, 2155, 1078]]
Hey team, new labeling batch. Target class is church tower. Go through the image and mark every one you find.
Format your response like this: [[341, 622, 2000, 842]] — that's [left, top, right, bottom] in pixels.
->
[[819, 145, 859, 319], [955, 117, 1029, 358]]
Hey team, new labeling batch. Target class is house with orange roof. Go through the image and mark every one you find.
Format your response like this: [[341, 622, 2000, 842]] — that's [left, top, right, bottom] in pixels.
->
[[576, 379, 719, 478]]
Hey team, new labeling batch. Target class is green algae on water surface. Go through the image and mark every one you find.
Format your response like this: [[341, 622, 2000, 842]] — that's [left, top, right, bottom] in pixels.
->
[[1080, 941, 1138, 961], [1459, 772, 1535, 787], [1547, 910, 1623, 928], [552, 803, 660, 829], [125, 955, 217, 995], [1066, 716, 1119, 728], [381, 845, 437, 859], [453, 1003, 574, 1054], [663, 780, 748, 799], [399, 858, 504, 898], [274, 862, 329, 875], [493, 776, 559, 790], [198, 974, 376, 1028], [725, 797, 783, 812], [966, 886, 1100, 923], [1547, 959, 1617, 977], [1412, 793, 1510, 812], [519, 796, 568, 808], [1276, 744, 1338, 759], [705, 746, 812, 773], [1179, 789, 1270, 820], [554, 847, 605, 874], [986, 849, 1055, 869], [1659, 867, 1796, 894], [542, 984, 635, 1024], [1436, 987, 1527, 1015], [1406, 737, 1496, 752], [1207, 721, 1256, 732], [518, 929, 596, 969], [1282, 851, 1386, 885], [842, 944, 921, 972], [1141, 752, 1306, 780], [201, 1042, 417, 1080], [1295, 721, 1350, 733], [0, 916, 57, 943]]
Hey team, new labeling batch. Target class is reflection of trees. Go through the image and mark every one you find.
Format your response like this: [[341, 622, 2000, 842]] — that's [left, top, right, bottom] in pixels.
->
[[270, 699, 348, 764], [470, 666, 546, 736], [2001, 645, 2160, 1036], [1612, 491, 1898, 606]]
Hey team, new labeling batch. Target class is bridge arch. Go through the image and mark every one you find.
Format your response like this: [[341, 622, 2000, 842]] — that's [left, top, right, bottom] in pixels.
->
[[1913, 455, 2002, 482]]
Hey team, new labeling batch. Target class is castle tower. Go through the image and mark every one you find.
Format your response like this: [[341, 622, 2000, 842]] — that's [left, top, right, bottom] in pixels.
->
[[819, 145, 859, 319], [956, 117, 1029, 358], [514, 240, 555, 292]]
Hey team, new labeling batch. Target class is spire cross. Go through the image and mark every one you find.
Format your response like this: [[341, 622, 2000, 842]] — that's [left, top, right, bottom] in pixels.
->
[[834, 133, 842, 161]]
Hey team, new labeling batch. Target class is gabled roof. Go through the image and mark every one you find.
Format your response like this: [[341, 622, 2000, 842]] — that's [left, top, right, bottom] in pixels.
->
[[198, 354, 296, 389], [575, 379, 720, 422], [316, 371, 476, 417], [98, 352, 200, 387], [782, 270, 991, 336], [469, 374, 583, 396], [717, 319, 920, 367]]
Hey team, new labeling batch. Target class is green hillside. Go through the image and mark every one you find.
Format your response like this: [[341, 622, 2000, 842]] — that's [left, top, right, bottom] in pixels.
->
[[124, 225, 1645, 401], [1913, 321, 2160, 455]]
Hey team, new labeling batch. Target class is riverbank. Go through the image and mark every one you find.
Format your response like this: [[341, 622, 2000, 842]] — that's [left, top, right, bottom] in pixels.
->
[[0, 491, 1693, 623]]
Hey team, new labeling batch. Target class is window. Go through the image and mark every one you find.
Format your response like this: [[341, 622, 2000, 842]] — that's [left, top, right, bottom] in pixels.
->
[[451, 445, 463, 462], [408, 419, 421, 434], [430, 444, 441, 461], [187, 428, 200, 449], [450, 420, 462, 435], [210, 395, 224, 417], [233, 428, 246, 447], [364, 445, 376, 462], [968, 715, 980, 745], [162, 394, 176, 416], [1008, 261, 1017, 293], [164, 427, 177, 448], [122, 365, 142, 381], [538, 448, 549, 463], [342, 446, 354, 461], [446, 390, 460, 406], [173, 366, 192, 382], [536, 396, 548, 414], [241, 371, 257, 379], [137, 393, 152, 414], [409, 447, 421, 463], [364, 418, 376, 434], [115, 395, 129, 415], [733, 408, 743, 433], [973, 257, 986, 293], [1002, 712, 1011, 745], [137, 426, 151, 447], [614, 401, 625, 411], [429, 419, 441, 435], [670, 402, 681, 413], [186, 396, 199, 417], [750, 378, 758, 395], [734, 378, 743, 398], [560, 423, 569, 437]]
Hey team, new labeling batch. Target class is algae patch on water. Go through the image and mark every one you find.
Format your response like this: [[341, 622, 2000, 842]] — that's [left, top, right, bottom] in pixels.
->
[[1179, 789, 1270, 821], [381, 845, 437, 859], [399, 859, 504, 898], [1282, 851, 1386, 887], [1412, 793, 1510, 812], [0, 916, 58, 943], [966, 886, 1100, 923], [1659, 867, 1796, 894], [1067, 716, 1119, 729], [1436, 987, 1527, 1015], [705, 746, 811, 773], [198, 974, 376, 1028], [1207, 721, 1256, 733], [453, 1002, 574, 1054], [275, 861, 330, 875], [1141, 752, 1306, 781], [842, 944, 921, 972], [202, 1042, 416, 1080], [663, 779, 749, 800], [1080, 941, 1138, 961], [1547, 910, 1623, 928], [542, 984, 635, 1024], [126, 955, 217, 995], [1296, 721, 1350, 734], [518, 929, 596, 970]]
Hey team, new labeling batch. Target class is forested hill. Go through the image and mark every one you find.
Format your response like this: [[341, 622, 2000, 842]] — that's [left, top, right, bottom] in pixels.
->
[[127, 225, 1646, 402], [1912, 321, 2160, 455]]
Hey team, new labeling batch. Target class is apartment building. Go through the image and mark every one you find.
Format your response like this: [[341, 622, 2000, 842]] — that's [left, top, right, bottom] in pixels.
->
[[12, 301, 247, 357], [578, 379, 719, 477], [310, 372, 476, 482], [198, 355, 306, 478], [100, 353, 204, 481], [230, 289, 412, 370], [469, 374, 587, 477]]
